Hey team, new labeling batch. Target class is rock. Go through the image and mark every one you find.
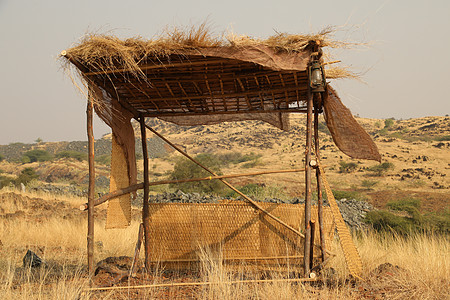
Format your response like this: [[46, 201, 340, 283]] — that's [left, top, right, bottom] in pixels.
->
[[23, 250, 43, 268]]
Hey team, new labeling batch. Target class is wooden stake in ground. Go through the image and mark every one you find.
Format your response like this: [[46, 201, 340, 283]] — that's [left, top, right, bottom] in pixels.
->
[[304, 88, 313, 276], [86, 89, 95, 284], [129, 223, 144, 278], [314, 96, 327, 262], [140, 117, 151, 271]]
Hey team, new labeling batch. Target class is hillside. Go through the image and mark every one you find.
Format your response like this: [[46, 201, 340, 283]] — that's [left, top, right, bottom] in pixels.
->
[[0, 115, 449, 212]]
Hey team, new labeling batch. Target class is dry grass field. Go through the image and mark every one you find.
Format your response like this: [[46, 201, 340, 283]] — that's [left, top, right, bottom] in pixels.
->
[[0, 115, 448, 298], [0, 189, 448, 299]]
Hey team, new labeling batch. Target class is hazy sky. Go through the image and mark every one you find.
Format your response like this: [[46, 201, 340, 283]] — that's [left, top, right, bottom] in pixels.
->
[[0, 0, 449, 144]]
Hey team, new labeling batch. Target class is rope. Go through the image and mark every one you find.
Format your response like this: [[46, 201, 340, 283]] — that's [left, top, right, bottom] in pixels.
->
[[317, 161, 363, 279]]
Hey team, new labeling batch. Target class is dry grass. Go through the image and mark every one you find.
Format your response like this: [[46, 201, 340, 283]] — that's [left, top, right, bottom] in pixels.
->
[[0, 190, 448, 299], [61, 23, 360, 80]]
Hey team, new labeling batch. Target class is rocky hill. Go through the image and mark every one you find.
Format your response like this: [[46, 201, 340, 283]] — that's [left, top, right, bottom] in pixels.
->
[[0, 115, 449, 213]]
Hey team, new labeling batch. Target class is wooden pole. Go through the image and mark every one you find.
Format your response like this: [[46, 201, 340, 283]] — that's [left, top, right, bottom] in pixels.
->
[[129, 223, 144, 278], [309, 220, 316, 271], [86, 90, 95, 284], [314, 98, 327, 263], [140, 117, 150, 271], [304, 87, 313, 276]]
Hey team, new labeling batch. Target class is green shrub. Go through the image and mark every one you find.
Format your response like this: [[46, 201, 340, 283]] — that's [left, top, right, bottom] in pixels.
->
[[226, 183, 288, 200], [338, 161, 358, 173], [169, 153, 226, 194], [365, 210, 417, 235], [20, 156, 31, 164], [387, 198, 421, 211], [15, 167, 39, 186], [21, 149, 53, 163], [0, 153, 4, 162], [365, 198, 449, 235], [55, 150, 87, 161], [216, 152, 262, 166], [384, 118, 395, 129], [241, 159, 263, 169], [435, 135, 450, 141], [361, 179, 378, 189], [317, 122, 331, 135], [95, 154, 111, 166], [367, 162, 394, 176]]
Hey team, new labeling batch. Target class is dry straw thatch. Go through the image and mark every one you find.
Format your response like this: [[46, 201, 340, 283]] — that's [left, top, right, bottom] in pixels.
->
[[61, 24, 360, 80]]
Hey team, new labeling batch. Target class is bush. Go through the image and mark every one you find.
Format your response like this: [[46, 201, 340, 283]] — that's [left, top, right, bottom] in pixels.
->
[[21, 149, 53, 163], [339, 161, 358, 173], [169, 153, 226, 194], [384, 118, 395, 129], [95, 154, 111, 166], [216, 152, 262, 167], [317, 122, 331, 135], [15, 167, 39, 186], [367, 162, 394, 176], [226, 183, 288, 200], [365, 198, 449, 235], [361, 179, 378, 190], [0, 153, 4, 162], [56, 150, 87, 161], [365, 210, 416, 235], [435, 135, 450, 141]]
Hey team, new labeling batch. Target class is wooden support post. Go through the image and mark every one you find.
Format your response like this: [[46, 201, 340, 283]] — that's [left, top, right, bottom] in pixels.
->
[[140, 117, 150, 271], [304, 88, 313, 276], [86, 91, 95, 284], [309, 220, 316, 271], [129, 223, 144, 278], [314, 98, 327, 263]]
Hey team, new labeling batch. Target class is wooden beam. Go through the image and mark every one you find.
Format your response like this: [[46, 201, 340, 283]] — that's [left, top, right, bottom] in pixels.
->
[[141, 107, 308, 117], [304, 86, 313, 276], [309, 220, 316, 271], [86, 89, 95, 285], [140, 117, 150, 271], [129, 223, 144, 278], [83, 59, 233, 76], [314, 96, 327, 263]]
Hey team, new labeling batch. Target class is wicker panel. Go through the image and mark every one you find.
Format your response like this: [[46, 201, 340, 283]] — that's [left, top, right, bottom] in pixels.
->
[[146, 202, 334, 268]]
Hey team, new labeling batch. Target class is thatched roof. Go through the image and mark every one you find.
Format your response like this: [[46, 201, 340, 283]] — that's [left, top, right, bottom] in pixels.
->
[[60, 26, 354, 118], [60, 26, 380, 162]]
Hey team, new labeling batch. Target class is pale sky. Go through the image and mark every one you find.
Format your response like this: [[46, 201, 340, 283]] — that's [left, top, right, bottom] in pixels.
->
[[0, 0, 449, 144]]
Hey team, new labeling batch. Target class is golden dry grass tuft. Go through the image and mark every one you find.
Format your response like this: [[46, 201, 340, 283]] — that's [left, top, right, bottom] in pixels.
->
[[0, 190, 448, 299]]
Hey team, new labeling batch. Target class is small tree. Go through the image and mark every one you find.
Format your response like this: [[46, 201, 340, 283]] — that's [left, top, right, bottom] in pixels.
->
[[367, 162, 394, 176], [339, 161, 358, 173], [22, 149, 53, 163], [56, 150, 87, 161], [170, 153, 226, 194], [384, 118, 395, 129], [15, 167, 39, 186]]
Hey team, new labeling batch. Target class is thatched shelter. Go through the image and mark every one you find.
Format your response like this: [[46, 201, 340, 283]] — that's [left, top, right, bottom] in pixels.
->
[[61, 26, 379, 283]]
